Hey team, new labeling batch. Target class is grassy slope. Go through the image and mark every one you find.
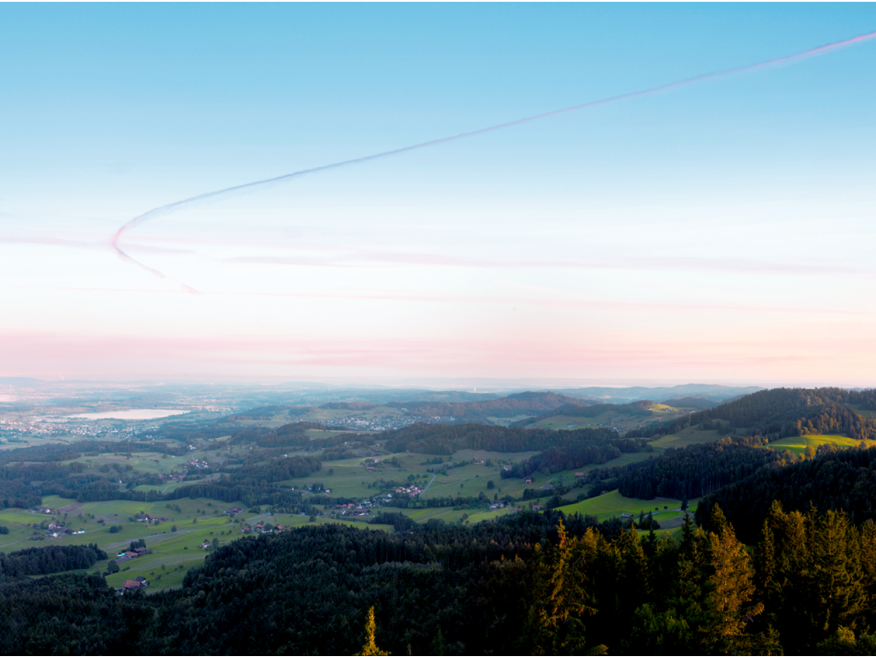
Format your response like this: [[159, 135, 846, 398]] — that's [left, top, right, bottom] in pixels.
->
[[767, 434, 869, 456], [555, 490, 686, 521], [3, 494, 394, 593]]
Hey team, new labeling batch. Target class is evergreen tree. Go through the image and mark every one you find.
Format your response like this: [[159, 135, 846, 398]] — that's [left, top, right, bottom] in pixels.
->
[[702, 516, 763, 653], [359, 607, 389, 656], [528, 520, 594, 655]]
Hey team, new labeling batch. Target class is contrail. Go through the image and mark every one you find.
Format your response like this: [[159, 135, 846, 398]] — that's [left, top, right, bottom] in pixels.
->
[[111, 28, 876, 288]]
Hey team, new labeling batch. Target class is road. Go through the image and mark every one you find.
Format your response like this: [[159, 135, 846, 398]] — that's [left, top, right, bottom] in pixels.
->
[[419, 474, 438, 495]]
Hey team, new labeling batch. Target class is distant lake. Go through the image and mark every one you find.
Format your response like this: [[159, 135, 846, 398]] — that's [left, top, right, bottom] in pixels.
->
[[66, 409, 189, 420]]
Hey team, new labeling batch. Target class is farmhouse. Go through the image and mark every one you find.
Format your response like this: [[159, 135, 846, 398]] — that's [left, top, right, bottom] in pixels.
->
[[119, 579, 148, 593]]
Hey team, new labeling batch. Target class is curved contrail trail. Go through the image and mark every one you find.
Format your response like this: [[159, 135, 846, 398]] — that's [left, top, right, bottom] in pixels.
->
[[111, 28, 876, 290]]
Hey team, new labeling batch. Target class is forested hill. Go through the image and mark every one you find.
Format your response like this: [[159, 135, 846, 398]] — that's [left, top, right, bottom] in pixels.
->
[[383, 391, 583, 423], [381, 422, 622, 455], [627, 387, 876, 441], [660, 396, 720, 410], [585, 437, 785, 500], [510, 400, 654, 428], [696, 445, 876, 544]]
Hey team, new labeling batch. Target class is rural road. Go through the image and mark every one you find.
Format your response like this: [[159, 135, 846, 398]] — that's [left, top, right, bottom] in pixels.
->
[[420, 474, 437, 494]]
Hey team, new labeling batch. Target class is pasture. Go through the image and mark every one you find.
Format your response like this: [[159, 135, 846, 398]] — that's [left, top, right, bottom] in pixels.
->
[[649, 426, 726, 451], [768, 434, 867, 456], [555, 490, 689, 522], [5, 494, 395, 593]]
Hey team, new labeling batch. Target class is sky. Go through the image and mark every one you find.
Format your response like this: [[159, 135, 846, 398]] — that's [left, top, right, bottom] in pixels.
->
[[1, 3, 876, 386]]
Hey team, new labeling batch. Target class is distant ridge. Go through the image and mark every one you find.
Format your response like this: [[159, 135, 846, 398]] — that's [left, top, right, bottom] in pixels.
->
[[555, 384, 761, 404], [0, 377, 46, 386], [385, 391, 582, 423]]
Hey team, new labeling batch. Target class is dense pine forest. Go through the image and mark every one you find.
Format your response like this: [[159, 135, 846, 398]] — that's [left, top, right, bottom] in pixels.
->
[[585, 437, 785, 500], [2, 508, 876, 654]]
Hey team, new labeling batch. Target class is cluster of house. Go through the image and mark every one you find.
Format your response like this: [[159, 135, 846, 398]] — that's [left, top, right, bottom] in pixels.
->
[[225, 506, 243, 516], [241, 522, 284, 534], [115, 576, 148, 594], [489, 502, 506, 510], [159, 471, 187, 482], [394, 485, 422, 496], [333, 503, 371, 517], [135, 513, 168, 524], [189, 458, 209, 470], [44, 522, 85, 538], [115, 546, 147, 564]]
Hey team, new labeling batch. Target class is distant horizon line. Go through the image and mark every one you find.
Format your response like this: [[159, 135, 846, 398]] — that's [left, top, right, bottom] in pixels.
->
[[1, 376, 874, 391]]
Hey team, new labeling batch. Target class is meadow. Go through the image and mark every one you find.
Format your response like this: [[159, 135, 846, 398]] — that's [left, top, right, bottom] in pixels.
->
[[555, 489, 687, 521], [2, 491, 395, 592], [768, 434, 867, 456]]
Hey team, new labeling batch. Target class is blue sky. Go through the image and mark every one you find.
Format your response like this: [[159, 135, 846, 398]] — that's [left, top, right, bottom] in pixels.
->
[[1, 4, 875, 384]]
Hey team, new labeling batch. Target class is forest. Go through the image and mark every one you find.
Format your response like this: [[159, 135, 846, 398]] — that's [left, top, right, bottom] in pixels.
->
[[696, 445, 876, 543], [0, 544, 107, 578], [1, 507, 876, 654], [628, 388, 876, 441], [584, 437, 785, 500], [382, 423, 624, 455]]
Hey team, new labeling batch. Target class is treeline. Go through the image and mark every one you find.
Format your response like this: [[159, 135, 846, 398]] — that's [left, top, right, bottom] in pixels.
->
[[0, 439, 197, 507], [0, 440, 186, 467], [696, 444, 876, 543], [0, 544, 107, 578], [586, 437, 785, 501], [164, 482, 304, 508], [0, 439, 321, 509], [629, 387, 876, 441], [0, 573, 148, 654], [222, 455, 321, 485], [502, 437, 649, 479], [3, 508, 876, 654], [162, 456, 320, 507], [230, 421, 342, 449], [382, 423, 619, 455]]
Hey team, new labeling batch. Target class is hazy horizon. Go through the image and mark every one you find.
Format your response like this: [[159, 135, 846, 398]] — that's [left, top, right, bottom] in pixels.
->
[[3, 4, 875, 384]]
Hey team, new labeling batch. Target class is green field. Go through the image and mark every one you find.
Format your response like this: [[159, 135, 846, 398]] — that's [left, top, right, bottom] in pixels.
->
[[284, 449, 542, 504], [0, 493, 395, 593], [650, 426, 726, 451], [522, 403, 688, 432], [555, 490, 690, 522], [768, 434, 868, 456]]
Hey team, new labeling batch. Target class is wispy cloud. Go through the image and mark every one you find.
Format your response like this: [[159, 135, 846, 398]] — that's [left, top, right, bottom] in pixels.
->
[[109, 28, 876, 284]]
